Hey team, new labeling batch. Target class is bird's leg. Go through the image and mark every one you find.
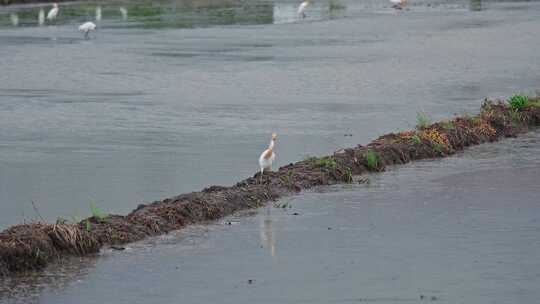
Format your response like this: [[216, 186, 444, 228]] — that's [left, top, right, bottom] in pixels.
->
[[84, 31, 89, 40]]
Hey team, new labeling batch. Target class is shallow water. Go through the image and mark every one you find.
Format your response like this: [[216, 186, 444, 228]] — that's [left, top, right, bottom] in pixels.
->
[[1, 0, 540, 301], [1, 0, 539, 228], [2, 130, 540, 303]]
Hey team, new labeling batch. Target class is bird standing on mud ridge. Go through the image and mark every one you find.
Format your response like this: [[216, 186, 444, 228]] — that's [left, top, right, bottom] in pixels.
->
[[47, 3, 59, 22], [79, 22, 97, 40], [390, 0, 408, 10], [259, 133, 277, 183], [298, 0, 311, 19]]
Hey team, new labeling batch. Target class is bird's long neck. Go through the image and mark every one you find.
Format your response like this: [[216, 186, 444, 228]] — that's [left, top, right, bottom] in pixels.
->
[[268, 139, 275, 150]]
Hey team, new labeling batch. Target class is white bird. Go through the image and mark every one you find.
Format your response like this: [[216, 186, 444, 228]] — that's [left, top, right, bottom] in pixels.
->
[[95, 6, 102, 22], [38, 9, 45, 26], [47, 3, 59, 22], [119, 7, 128, 21], [390, 0, 407, 9], [79, 21, 97, 40], [258, 133, 277, 183], [10, 13, 19, 26], [298, 0, 311, 19]]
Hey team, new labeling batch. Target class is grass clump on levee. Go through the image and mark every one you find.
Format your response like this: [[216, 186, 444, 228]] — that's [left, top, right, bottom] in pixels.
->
[[416, 111, 431, 130], [366, 150, 379, 170], [305, 155, 337, 170], [508, 94, 528, 111]]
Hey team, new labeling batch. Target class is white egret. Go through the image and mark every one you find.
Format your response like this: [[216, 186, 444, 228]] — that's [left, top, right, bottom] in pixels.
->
[[38, 9, 45, 26], [298, 0, 311, 19], [258, 133, 277, 183], [47, 3, 59, 22], [95, 6, 102, 21], [390, 0, 407, 9], [79, 21, 97, 39], [119, 7, 128, 21], [10, 13, 19, 26]]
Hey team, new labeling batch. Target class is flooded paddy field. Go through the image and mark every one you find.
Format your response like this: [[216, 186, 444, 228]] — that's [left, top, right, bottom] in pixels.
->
[[2, 130, 540, 303], [1, 0, 540, 302]]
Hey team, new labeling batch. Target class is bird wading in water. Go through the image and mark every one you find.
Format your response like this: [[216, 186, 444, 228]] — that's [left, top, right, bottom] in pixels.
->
[[79, 22, 97, 39], [390, 0, 408, 10], [298, 0, 311, 19], [47, 3, 59, 22], [258, 133, 277, 183]]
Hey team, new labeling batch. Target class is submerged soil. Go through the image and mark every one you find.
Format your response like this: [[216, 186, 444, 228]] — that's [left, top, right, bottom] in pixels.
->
[[1, 99, 539, 277]]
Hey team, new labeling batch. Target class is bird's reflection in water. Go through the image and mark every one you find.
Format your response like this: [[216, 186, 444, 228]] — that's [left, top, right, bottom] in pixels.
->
[[259, 207, 276, 257], [10, 13, 19, 26], [119, 7, 128, 21], [470, 0, 482, 11]]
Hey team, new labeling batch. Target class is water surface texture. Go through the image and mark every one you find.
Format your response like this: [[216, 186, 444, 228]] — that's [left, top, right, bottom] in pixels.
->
[[1, 0, 540, 301], [1, 0, 539, 228], [2, 131, 540, 303]]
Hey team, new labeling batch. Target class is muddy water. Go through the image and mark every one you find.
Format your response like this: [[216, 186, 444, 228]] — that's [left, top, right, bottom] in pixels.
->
[[2, 130, 539, 303], [1, 0, 540, 301], [1, 0, 539, 228]]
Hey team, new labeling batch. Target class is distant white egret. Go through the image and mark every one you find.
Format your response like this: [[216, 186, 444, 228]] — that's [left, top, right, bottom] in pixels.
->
[[390, 0, 407, 9], [119, 7, 128, 21], [47, 3, 59, 22], [38, 9, 45, 26], [10, 13, 19, 26], [298, 0, 311, 19], [79, 21, 97, 39], [258, 133, 277, 183], [95, 6, 102, 21]]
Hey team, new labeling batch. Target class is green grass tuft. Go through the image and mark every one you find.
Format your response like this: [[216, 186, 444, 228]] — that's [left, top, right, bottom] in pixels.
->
[[509, 110, 523, 123], [305, 155, 337, 170], [508, 94, 529, 110], [440, 120, 455, 129], [366, 150, 379, 170], [89, 200, 107, 221], [411, 134, 421, 145], [316, 157, 337, 170], [416, 111, 431, 130], [343, 167, 353, 183], [433, 143, 443, 155], [280, 171, 296, 189]]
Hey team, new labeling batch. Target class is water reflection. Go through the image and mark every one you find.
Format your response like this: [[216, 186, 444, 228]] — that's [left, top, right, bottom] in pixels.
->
[[0, 255, 98, 302], [0, 0, 347, 29], [9, 13, 18, 26], [95, 6, 102, 21], [470, 0, 482, 11], [119, 7, 128, 21], [38, 8, 45, 26], [259, 207, 276, 257]]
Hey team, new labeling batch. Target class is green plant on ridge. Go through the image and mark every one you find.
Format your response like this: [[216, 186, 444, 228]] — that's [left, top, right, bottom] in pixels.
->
[[303, 155, 319, 163], [343, 167, 353, 183], [509, 111, 523, 123], [433, 143, 443, 155], [508, 94, 529, 110], [411, 135, 421, 145], [89, 200, 107, 221], [366, 150, 379, 170], [317, 157, 338, 170], [280, 170, 296, 190], [416, 111, 431, 130], [440, 120, 455, 130]]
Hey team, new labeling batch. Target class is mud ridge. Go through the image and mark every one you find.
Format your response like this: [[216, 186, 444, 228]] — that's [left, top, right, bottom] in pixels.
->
[[1, 98, 540, 277]]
